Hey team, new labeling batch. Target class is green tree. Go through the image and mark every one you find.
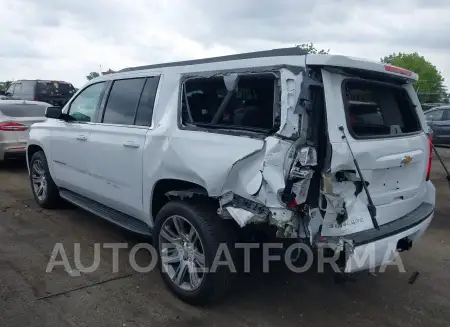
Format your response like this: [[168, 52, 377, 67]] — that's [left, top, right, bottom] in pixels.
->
[[296, 42, 329, 55], [86, 72, 100, 81], [381, 52, 446, 104]]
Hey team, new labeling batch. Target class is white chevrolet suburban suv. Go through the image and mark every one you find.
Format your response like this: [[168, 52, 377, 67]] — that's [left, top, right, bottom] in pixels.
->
[[27, 48, 435, 305]]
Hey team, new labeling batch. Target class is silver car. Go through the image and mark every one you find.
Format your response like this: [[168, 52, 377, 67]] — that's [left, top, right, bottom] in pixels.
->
[[0, 100, 49, 161]]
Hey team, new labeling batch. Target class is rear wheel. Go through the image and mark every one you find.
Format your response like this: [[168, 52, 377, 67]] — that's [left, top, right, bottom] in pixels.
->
[[153, 200, 236, 305], [29, 151, 61, 208]]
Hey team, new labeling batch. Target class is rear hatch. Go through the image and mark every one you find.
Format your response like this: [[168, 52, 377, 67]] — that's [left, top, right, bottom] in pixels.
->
[[35, 81, 76, 107], [307, 56, 430, 235], [0, 102, 48, 143]]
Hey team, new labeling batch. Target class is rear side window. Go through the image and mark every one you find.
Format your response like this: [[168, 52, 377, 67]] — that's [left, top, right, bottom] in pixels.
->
[[343, 80, 421, 138], [134, 76, 160, 126], [102, 78, 146, 125], [181, 73, 277, 131], [0, 103, 48, 117], [36, 81, 76, 97]]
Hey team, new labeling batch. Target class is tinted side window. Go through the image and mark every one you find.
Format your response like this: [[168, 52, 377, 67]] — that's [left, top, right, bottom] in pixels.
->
[[102, 78, 146, 125], [21, 81, 35, 96], [68, 82, 106, 122], [134, 76, 160, 126]]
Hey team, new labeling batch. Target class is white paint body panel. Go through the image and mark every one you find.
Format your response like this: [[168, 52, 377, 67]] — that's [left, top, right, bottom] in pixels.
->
[[85, 123, 148, 220], [320, 70, 434, 237], [26, 51, 435, 252], [345, 213, 433, 273]]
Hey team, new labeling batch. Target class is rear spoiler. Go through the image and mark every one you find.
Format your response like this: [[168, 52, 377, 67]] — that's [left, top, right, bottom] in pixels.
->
[[306, 54, 418, 82]]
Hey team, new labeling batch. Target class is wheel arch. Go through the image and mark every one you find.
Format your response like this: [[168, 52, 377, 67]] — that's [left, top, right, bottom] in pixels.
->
[[150, 178, 213, 227], [26, 143, 45, 172]]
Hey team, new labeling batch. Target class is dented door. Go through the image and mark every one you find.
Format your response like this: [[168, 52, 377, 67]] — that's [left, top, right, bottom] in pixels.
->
[[320, 69, 430, 237]]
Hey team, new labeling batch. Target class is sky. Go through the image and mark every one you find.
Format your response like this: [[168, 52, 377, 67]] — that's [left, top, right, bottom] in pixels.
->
[[1, 0, 449, 88]]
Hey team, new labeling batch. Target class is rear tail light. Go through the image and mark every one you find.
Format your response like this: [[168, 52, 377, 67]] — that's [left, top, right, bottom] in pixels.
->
[[384, 65, 413, 76], [0, 122, 27, 131], [426, 135, 432, 181]]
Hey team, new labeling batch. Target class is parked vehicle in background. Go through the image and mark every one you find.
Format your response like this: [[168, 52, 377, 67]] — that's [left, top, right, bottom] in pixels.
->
[[0, 100, 49, 161], [424, 105, 450, 145], [1, 80, 76, 107], [27, 47, 435, 305]]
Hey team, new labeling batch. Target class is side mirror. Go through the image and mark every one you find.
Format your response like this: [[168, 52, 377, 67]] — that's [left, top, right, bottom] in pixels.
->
[[45, 106, 77, 122], [45, 106, 63, 119]]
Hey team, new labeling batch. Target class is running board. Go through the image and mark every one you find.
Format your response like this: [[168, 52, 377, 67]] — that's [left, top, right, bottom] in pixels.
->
[[59, 189, 152, 236]]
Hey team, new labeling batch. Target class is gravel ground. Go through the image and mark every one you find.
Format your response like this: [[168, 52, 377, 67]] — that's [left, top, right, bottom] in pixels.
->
[[0, 150, 449, 327]]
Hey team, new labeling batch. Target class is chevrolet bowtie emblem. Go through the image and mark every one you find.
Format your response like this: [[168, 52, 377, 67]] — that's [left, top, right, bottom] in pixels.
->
[[401, 155, 413, 165]]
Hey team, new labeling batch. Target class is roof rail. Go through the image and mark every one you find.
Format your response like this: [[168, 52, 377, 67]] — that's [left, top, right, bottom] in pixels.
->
[[120, 47, 308, 73]]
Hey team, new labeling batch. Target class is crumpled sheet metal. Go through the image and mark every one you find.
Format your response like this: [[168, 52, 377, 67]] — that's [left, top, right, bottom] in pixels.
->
[[218, 136, 295, 228]]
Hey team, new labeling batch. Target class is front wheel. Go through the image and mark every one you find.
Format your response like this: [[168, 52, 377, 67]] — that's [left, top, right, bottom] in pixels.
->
[[153, 200, 237, 305], [29, 151, 61, 208]]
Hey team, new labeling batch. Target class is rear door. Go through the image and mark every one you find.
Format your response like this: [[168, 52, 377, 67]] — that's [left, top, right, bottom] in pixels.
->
[[85, 75, 160, 221], [320, 69, 430, 233]]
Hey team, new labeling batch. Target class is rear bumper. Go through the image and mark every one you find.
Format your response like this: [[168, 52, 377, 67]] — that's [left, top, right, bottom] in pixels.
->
[[317, 202, 434, 273], [344, 212, 433, 273], [0, 141, 27, 161]]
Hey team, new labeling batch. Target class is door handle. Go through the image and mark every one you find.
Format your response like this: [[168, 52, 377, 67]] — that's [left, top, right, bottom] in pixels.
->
[[123, 141, 139, 148], [76, 135, 87, 141]]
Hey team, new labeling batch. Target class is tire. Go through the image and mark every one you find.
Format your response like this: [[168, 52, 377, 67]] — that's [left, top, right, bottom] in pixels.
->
[[153, 200, 237, 305], [29, 151, 61, 208]]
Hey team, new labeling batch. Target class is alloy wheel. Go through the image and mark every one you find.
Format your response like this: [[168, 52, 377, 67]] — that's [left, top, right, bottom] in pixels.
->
[[31, 160, 48, 201], [159, 215, 206, 291]]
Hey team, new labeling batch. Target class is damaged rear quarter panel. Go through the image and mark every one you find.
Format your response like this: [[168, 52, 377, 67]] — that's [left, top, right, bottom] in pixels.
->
[[145, 68, 303, 229]]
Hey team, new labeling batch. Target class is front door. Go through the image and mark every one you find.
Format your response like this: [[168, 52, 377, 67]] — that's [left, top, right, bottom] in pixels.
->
[[49, 81, 107, 196]]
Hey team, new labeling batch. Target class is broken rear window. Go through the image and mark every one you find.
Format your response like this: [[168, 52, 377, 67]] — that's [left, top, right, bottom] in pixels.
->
[[181, 73, 277, 132], [343, 79, 421, 138]]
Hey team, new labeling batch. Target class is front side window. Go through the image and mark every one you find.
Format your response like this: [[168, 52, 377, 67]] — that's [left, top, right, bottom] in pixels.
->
[[68, 82, 105, 122], [181, 73, 277, 132], [102, 78, 146, 125]]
